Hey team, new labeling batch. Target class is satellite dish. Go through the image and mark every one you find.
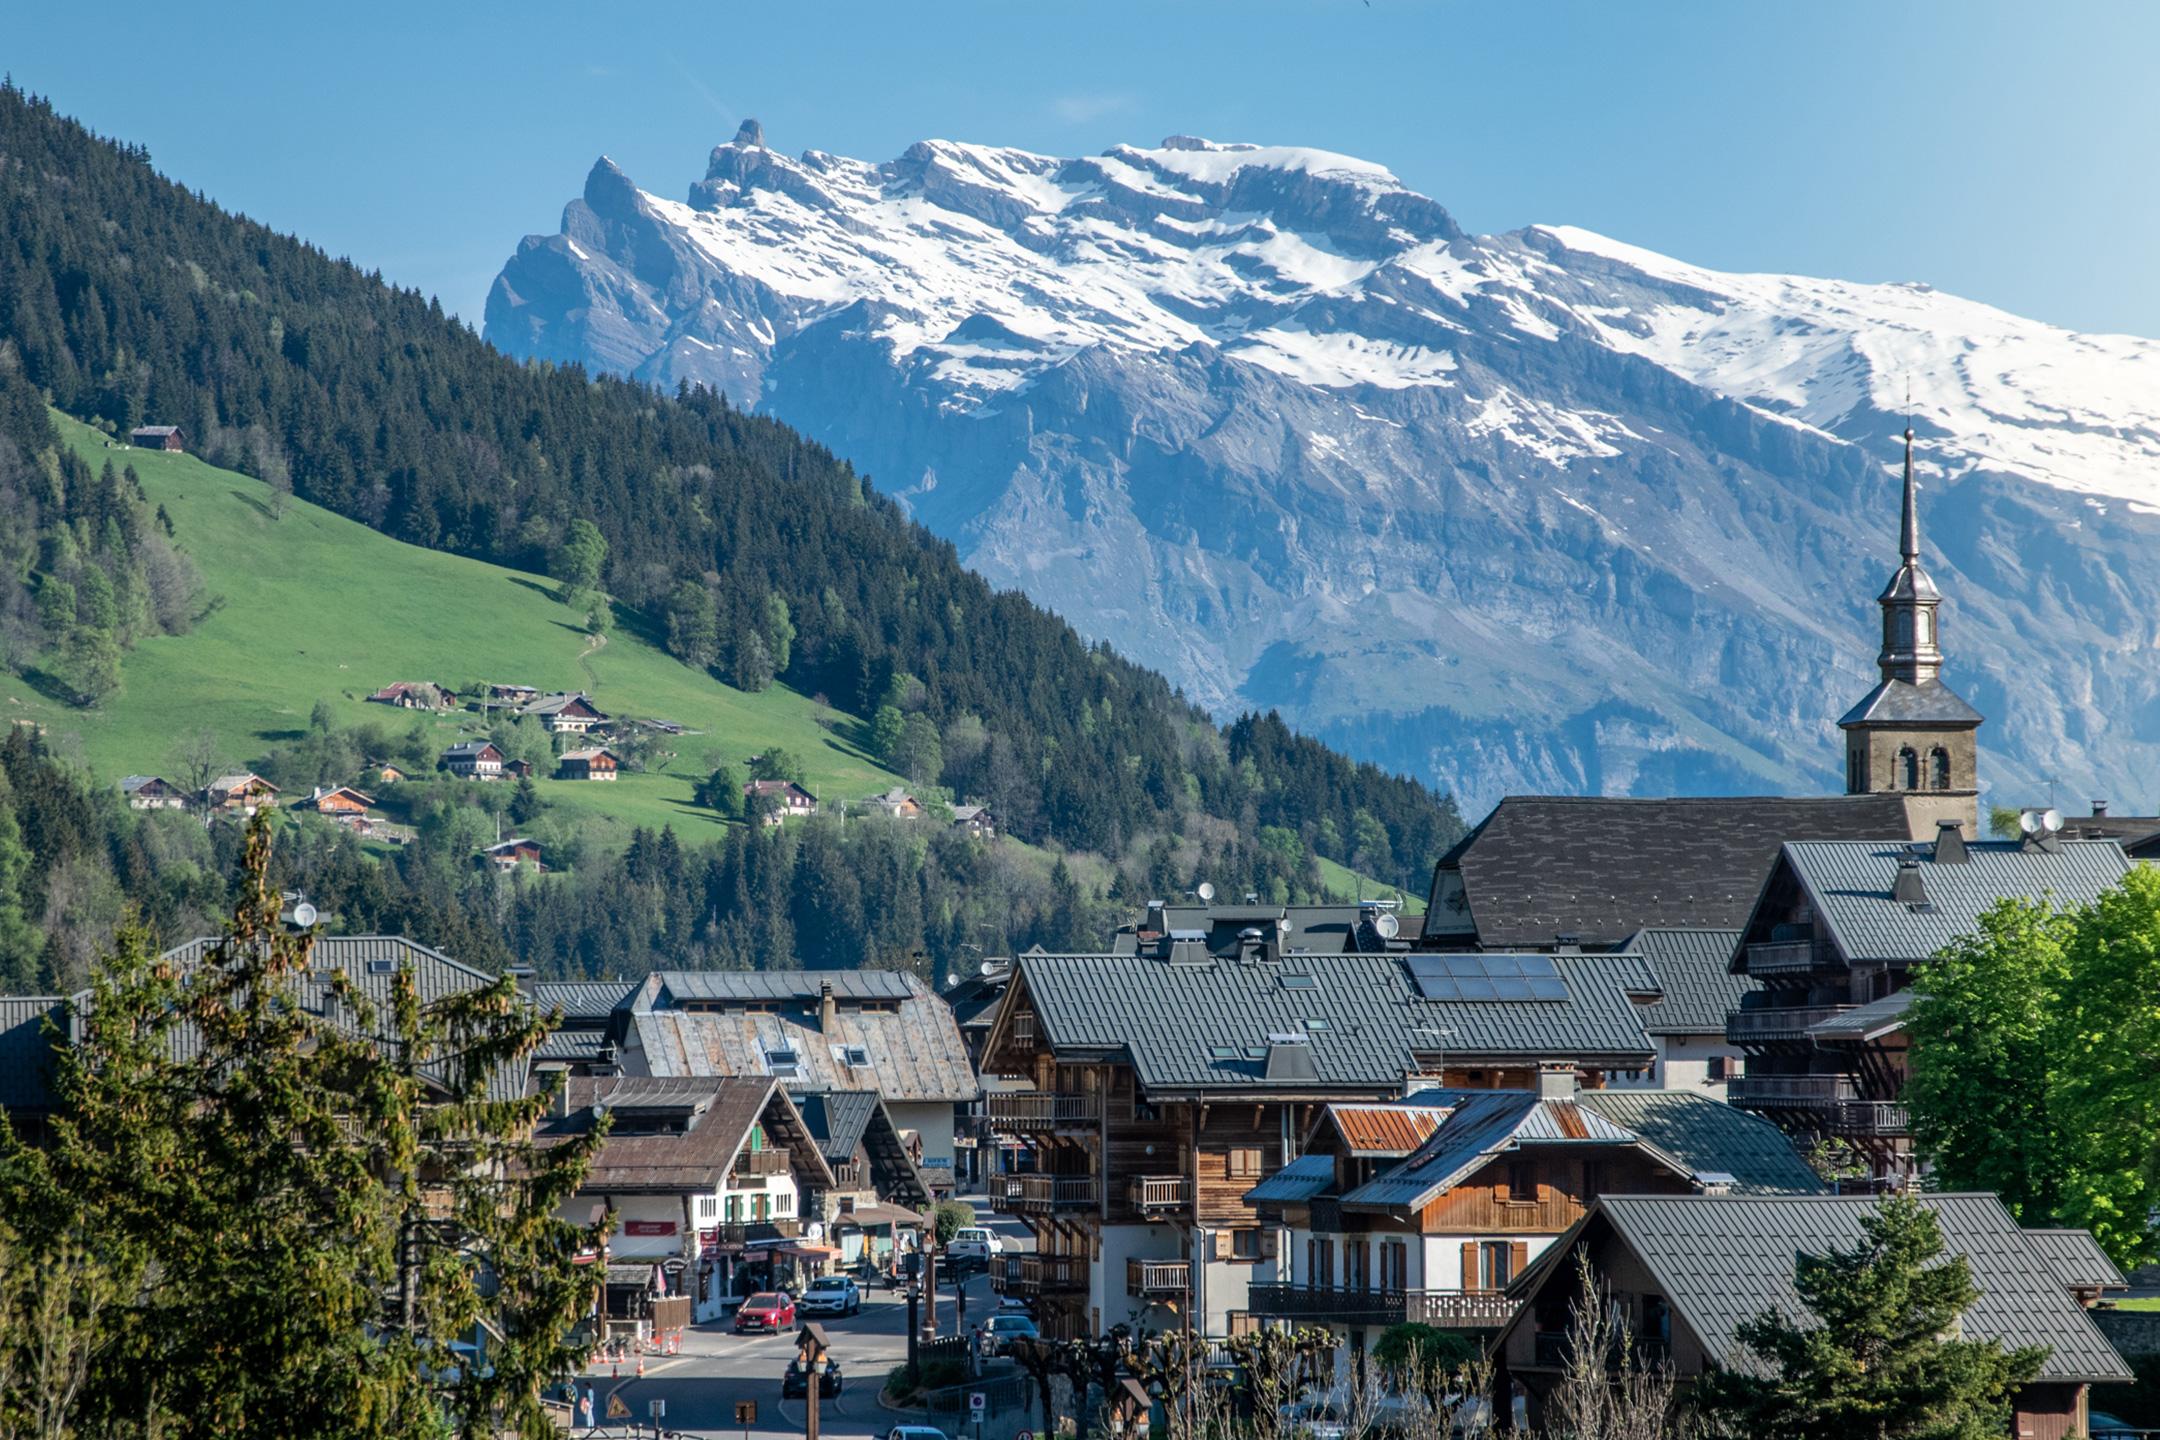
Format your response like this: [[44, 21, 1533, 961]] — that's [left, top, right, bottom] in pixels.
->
[[2042, 808, 2064, 834], [1374, 912, 1401, 940], [2019, 809, 2042, 835], [1196, 882, 1216, 903], [290, 901, 319, 929], [978, 959, 998, 977]]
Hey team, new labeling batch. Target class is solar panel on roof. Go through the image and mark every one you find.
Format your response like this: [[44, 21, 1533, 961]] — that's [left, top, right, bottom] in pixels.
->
[[1405, 953, 1570, 1003]]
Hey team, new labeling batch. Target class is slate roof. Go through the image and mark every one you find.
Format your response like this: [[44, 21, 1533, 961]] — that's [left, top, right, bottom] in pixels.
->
[[1572, 1090, 1824, 1195], [0, 997, 64, 1111], [1524, 1194, 2132, 1384], [1622, 929, 1752, 1035], [1837, 677, 1984, 727], [1426, 795, 1922, 949], [1770, 839, 2129, 965], [1011, 950, 1656, 1093], [533, 1075, 828, 1193], [796, 1088, 880, 1164], [628, 970, 976, 1103], [2023, 1228, 2128, 1293], [153, 935, 526, 1101], [441, 741, 499, 759]]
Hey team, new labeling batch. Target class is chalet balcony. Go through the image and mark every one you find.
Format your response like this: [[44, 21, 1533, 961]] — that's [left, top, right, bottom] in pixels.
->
[[1247, 1283, 1517, 1331], [1726, 1074, 1857, 1109], [1745, 940, 1836, 977], [995, 1254, 1087, 1297], [732, 1148, 791, 1178], [828, 1160, 868, 1191], [1127, 1259, 1192, 1296], [985, 1092, 1098, 1133], [995, 1174, 1098, 1213], [1829, 1100, 1910, 1136], [708, 1219, 802, 1246], [1726, 1003, 1855, 1045], [1128, 1175, 1189, 1212]]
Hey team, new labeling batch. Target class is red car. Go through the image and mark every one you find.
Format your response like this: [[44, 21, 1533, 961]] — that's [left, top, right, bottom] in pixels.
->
[[734, 1291, 797, 1334]]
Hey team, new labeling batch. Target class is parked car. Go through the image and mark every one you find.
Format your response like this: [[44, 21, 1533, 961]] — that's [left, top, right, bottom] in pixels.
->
[[733, 1291, 797, 1333], [783, 1356, 843, 1398], [983, 1313, 1039, 1354], [800, 1275, 863, 1317], [946, 1226, 1003, 1263], [888, 1428, 951, 1440]]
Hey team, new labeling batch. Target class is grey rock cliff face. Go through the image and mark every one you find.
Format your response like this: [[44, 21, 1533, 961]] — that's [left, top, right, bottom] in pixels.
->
[[484, 132, 2160, 814]]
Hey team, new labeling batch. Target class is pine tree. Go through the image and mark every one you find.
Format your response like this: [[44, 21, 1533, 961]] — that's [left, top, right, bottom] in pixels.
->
[[1693, 1195, 2046, 1440]]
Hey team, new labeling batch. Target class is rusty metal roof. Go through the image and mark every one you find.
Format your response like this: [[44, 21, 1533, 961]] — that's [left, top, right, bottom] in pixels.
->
[[1320, 1102, 1448, 1157]]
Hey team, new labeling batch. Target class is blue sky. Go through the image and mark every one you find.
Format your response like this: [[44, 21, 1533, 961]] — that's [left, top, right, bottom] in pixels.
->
[[9, 0, 2158, 336]]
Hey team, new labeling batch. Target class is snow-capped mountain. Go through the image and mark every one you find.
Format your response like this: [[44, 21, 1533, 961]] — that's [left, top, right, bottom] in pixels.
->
[[486, 122, 2160, 812]]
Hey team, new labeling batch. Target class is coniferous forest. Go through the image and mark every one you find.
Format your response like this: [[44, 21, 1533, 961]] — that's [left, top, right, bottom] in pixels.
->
[[0, 83, 1463, 987]]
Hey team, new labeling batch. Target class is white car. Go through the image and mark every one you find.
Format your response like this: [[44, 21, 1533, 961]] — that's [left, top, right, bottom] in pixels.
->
[[799, 1275, 863, 1317], [946, 1226, 1003, 1263]]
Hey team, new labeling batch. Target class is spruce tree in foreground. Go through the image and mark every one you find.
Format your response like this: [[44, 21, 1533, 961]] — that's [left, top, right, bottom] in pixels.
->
[[1692, 1196, 2045, 1440], [0, 816, 608, 1438]]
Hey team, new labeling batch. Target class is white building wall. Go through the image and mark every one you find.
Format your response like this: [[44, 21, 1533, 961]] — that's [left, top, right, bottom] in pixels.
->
[[887, 1098, 959, 1185], [1604, 1034, 1739, 1099], [1094, 1221, 1184, 1335]]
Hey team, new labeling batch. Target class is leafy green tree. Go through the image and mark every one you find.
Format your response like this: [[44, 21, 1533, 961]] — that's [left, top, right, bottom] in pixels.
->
[[695, 762, 743, 812], [762, 592, 794, 675], [61, 625, 121, 705], [1906, 897, 2074, 1224], [897, 714, 943, 785], [928, 1198, 974, 1250], [870, 705, 907, 765], [549, 518, 606, 608], [750, 748, 805, 785], [2052, 864, 2160, 1266], [1373, 1321, 1478, 1389], [732, 628, 773, 692], [1693, 1195, 2045, 1440], [663, 579, 718, 670]]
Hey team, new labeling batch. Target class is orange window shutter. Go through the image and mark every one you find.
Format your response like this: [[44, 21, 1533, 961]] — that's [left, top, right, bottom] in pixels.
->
[[1510, 1241, 1529, 1277], [1460, 1241, 1479, 1290]]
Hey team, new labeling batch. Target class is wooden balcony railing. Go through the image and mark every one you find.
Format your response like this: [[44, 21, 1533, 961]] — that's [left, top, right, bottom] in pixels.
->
[[1127, 1259, 1192, 1296], [732, 1147, 791, 1177], [1128, 1175, 1188, 1211], [994, 1254, 1088, 1296], [1726, 1074, 1857, 1108], [985, 1092, 1098, 1132], [828, 1160, 868, 1191], [1830, 1100, 1910, 1136], [995, 1174, 1097, 1213], [1727, 1003, 1855, 1044], [1247, 1283, 1517, 1330]]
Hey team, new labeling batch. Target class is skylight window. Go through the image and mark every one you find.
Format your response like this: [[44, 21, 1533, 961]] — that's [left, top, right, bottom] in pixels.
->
[[765, 1046, 801, 1078], [835, 1044, 870, 1068], [1277, 973, 1317, 991], [1406, 953, 1570, 1002]]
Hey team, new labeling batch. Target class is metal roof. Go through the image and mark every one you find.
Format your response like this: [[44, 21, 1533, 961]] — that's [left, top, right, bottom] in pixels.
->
[[1244, 1154, 1336, 1206], [795, 1088, 880, 1163], [629, 971, 975, 1102], [1547, 1194, 2131, 1384], [1621, 929, 1753, 1035], [534, 1076, 830, 1193], [0, 997, 64, 1110], [1571, 1089, 1824, 1195], [1427, 795, 1922, 949], [1806, 988, 1914, 1042], [1777, 839, 2129, 965], [1013, 950, 1656, 1092], [2022, 1228, 2128, 1292], [1338, 1092, 1640, 1212], [1318, 1102, 1450, 1157], [534, 980, 640, 1024]]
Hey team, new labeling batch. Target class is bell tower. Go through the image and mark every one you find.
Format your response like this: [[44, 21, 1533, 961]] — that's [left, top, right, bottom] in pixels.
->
[[1837, 429, 1982, 835]]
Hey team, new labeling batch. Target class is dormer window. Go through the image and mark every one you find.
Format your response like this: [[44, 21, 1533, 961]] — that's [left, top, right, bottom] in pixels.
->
[[764, 1046, 800, 1078], [833, 1044, 870, 1068]]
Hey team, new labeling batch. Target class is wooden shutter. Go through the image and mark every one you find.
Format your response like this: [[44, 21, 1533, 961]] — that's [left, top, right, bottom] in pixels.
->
[[1214, 1228, 1234, 1260], [1461, 1241, 1479, 1290], [1510, 1241, 1530, 1279], [1260, 1229, 1279, 1260]]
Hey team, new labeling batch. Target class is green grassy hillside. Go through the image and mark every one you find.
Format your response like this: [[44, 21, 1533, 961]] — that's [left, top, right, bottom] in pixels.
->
[[13, 414, 904, 845]]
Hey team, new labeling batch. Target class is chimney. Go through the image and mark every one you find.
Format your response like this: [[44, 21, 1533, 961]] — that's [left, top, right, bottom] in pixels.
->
[[2093, 799, 2111, 818], [1552, 933, 1582, 954], [507, 964, 536, 996], [1932, 819, 1968, 865], [1237, 927, 1265, 963], [819, 979, 837, 1031], [1536, 1062, 1578, 1101], [1892, 859, 1929, 907]]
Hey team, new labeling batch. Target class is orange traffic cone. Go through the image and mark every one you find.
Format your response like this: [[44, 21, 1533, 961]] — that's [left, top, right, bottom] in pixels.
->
[[636, 1352, 646, 1379]]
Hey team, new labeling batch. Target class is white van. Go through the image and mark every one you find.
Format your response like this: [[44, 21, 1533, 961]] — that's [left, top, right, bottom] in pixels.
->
[[946, 1226, 1003, 1262]]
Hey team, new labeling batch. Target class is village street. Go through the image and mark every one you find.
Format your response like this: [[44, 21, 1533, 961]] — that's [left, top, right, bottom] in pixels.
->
[[572, 1206, 1037, 1439]]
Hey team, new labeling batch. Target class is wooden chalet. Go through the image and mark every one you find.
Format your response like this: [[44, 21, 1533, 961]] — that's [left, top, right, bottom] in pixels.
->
[[119, 774, 189, 811], [1494, 1195, 2131, 1439], [367, 681, 456, 711], [977, 901, 1665, 1340], [951, 803, 998, 840], [204, 773, 279, 814], [519, 692, 607, 735], [744, 779, 817, 824], [440, 740, 505, 779], [478, 838, 544, 872], [557, 747, 619, 782], [862, 786, 924, 819], [129, 425, 183, 451]]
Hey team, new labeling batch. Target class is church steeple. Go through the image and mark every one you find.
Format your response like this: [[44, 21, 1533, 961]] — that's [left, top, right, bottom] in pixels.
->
[[1875, 426, 1944, 685], [1837, 425, 1982, 836]]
